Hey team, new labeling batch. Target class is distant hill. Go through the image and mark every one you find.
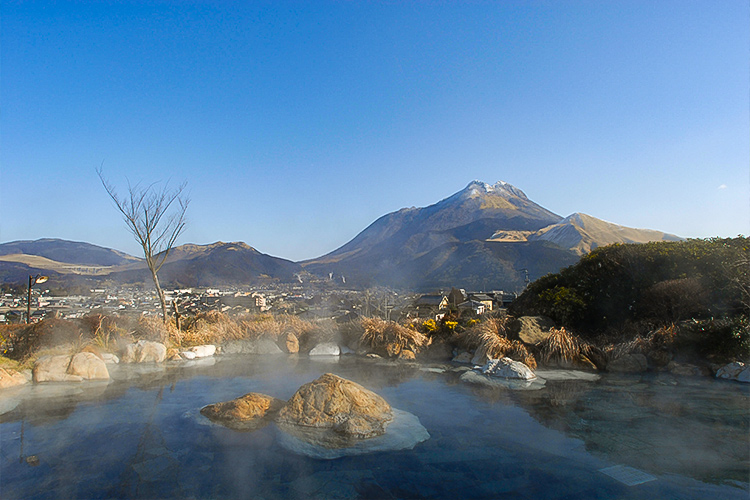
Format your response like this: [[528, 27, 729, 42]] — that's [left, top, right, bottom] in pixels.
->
[[110, 241, 302, 287], [0, 238, 140, 267], [302, 181, 681, 291], [0, 239, 301, 287], [491, 212, 683, 255]]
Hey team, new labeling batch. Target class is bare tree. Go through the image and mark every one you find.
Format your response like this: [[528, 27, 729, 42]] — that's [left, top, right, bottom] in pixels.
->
[[97, 167, 189, 323]]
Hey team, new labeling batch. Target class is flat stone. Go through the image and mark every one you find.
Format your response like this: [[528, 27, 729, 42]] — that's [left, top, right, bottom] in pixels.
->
[[481, 357, 537, 380], [459, 370, 546, 391], [222, 339, 283, 355], [188, 345, 216, 358], [309, 343, 340, 356]]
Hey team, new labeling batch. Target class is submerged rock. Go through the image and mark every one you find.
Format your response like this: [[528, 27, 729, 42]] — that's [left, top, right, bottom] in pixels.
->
[[121, 341, 167, 363], [459, 370, 546, 390], [201, 393, 285, 431], [277, 408, 429, 459], [276, 373, 393, 441], [716, 362, 750, 383], [481, 357, 537, 380]]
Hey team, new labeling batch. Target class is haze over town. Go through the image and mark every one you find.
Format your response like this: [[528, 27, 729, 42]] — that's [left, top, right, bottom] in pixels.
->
[[2, 1, 748, 261]]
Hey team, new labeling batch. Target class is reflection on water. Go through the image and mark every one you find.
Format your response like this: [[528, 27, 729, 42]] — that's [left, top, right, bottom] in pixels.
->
[[0, 356, 747, 499]]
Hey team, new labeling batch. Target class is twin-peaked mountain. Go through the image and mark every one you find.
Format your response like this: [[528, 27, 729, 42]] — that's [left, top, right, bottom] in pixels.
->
[[301, 181, 681, 290], [0, 181, 681, 290]]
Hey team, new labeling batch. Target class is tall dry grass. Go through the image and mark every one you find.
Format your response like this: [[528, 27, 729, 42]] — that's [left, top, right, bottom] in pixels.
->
[[537, 327, 591, 366], [457, 317, 537, 369], [359, 317, 429, 357]]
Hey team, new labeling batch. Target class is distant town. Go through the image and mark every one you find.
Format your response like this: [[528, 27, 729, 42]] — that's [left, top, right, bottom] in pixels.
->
[[0, 283, 518, 325]]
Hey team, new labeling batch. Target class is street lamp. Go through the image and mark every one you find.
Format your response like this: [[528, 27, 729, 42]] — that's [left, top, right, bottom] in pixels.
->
[[26, 274, 48, 324]]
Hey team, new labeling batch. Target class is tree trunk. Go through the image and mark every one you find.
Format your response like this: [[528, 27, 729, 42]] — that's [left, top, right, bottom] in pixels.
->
[[149, 266, 169, 324]]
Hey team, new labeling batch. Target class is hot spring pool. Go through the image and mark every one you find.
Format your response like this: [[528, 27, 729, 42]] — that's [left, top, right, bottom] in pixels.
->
[[0, 355, 747, 499]]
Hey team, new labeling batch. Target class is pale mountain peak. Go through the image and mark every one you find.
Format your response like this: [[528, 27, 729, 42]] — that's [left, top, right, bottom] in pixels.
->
[[463, 180, 528, 200]]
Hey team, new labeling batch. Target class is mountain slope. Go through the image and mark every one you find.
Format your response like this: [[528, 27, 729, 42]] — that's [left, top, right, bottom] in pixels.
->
[[0, 239, 140, 267], [302, 181, 570, 289], [302, 181, 681, 291], [112, 242, 302, 287]]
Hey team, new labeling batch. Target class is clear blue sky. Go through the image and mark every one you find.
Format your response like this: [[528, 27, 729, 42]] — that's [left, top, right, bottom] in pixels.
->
[[2, 0, 748, 262]]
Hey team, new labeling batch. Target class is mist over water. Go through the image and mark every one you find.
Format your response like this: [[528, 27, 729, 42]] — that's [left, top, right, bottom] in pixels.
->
[[0, 356, 747, 499]]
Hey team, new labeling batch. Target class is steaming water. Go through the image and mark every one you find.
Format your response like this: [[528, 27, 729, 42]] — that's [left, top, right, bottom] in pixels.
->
[[0, 356, 747, 499]]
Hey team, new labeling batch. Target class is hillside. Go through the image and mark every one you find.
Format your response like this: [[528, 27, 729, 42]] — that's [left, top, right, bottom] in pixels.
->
[[110, 241, 302, 287], [490, 213, 683, 255]]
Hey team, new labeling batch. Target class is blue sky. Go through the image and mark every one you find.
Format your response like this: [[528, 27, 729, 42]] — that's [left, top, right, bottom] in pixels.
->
[[2, 0, 748, 262]]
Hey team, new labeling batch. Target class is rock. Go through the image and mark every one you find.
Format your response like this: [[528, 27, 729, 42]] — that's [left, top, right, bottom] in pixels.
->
[[715, 362, 750, 383], [180, 350, 197, 360], [188, 345, 216, 358], [0, 368, 28, 389], [67, 352, 109, 380], [509, 316, 555, 344], [647, 349, 673, 369], [340, 346, 355, 355], [309, 343, 340, 356], [365, 353, 381, 359], [277, 408, 430, 459], [121, 341, 167, 363], [385, 343, 401, 358], [452, 351, 473, 364], [100, 353, 119, 364], [471, 351, 490, 366], [398, 349, 416, 360], [420, 341, 453, 361], [481, 357, 537, 380], [460, 370, 546, 390], [668, 362, 704, 377], [276, 373, 393, 440], [284, 333, 299, 354], [32, 355, 83, 383], [201, 392, 285, 430], [608, 353, 648, 373], [222, 339, 283, 355]]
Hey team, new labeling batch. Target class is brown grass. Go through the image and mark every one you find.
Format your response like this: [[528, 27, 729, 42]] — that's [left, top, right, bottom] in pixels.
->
[[456, 317, 536, 369], [537, 327, 588, 366], [359, 317, 429, 357]]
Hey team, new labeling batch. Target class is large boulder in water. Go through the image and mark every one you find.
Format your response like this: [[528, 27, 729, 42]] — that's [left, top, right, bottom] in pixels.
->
[[276, 373, 393, 440], [68, 352, 109, 380], [201, 393, 286, 431]]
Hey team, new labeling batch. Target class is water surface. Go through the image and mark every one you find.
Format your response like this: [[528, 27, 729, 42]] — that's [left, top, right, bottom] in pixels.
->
[[0, 356, 747, 499]]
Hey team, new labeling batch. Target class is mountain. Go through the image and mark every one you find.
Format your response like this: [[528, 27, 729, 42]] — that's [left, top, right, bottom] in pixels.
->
[[302, 181, 681, 291], [113, 242, 302, 287], [0, 238, 140, 267], [0, 239, 301, 287]]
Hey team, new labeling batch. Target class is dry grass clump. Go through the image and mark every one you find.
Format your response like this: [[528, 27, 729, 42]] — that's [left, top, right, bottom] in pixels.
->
[[134, 315, 179, 344], [359, 317, 429, 357], [2, 318, 83, 360], [537, 327, 589, 366], [456, 317, 537, 369], [605, 323, 677, 361]]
